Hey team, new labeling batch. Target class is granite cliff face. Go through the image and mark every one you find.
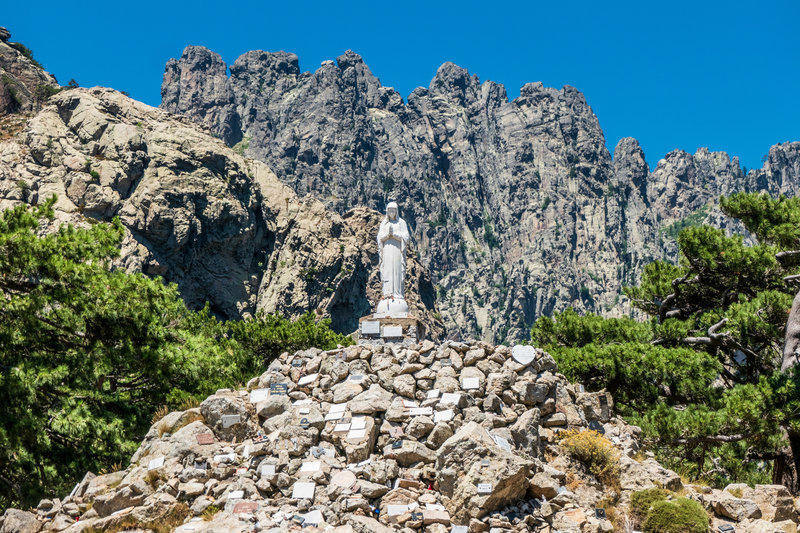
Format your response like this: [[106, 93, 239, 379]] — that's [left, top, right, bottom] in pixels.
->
[[161, 46, 800, 342], [0, 87, 443, 338], [0, 27, 59, 116]]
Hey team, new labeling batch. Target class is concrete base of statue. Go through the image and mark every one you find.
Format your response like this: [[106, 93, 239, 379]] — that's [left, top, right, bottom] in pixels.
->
[[357, 311, 425, 347], [374, 297, 409, 318]]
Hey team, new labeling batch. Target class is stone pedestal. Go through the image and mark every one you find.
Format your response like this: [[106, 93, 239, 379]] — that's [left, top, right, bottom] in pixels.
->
[[358, 315, 425, 346]]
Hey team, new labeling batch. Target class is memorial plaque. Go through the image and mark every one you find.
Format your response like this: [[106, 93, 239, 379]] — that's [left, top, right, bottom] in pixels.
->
[[387, 504, 409, 516], [451, 527, 469, 533], [440, 393, 461, 405], [261, 464, 276, 476], [333, 422, 351, 433], [410, 511, 424, 521], [294, 398, 313, 406], [300, 461, 321, 473], [403, 400, 419, 409], [426, 503, 446, 511], [441, 358, 452, 367], [351, 416, 367, 430], [480, 459, 490, 467], [233, 501, 258, 514], [249, 388, 269, 403], [228, 490, 244, 499], [461, 377, 480, 390], [330, 402, 348, 413], [236, 467, 248, 476], [291, 514, 305, 524], [214, 453, 236, 463], [493, 435, 512, 453], [382, 325, 403, 338], [361, 321, 381, 335], [291, 481, 316, 500], [349, 374, 364, 383], [196, 433, 214, 445], [325, 410, 345, 421], [221, 414, 241, 428], [303, 509, 323, 526], [427, 389, 441, 399], [298, 407, 310, 415], [392, 440, 403, 449], [718, 525, 735, 533], [511, 345, 536, 366], [147, 456, 165, 470], [347, 428, 367, 440], [269, 383, 288, 395], [299, 417, 310, 429], [291, 358, 303, 367], [298, 373, 319, 386], [588, 420, 605, 433], [599, 394, 608, 406], [477, 483, 493, 494], [434, 409, 454, 423], [410, 406, 433, 416], [194, 460, 207, 472], [595, 508, 607, 519]]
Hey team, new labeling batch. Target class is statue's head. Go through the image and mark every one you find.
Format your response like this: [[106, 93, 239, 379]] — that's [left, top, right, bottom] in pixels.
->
[[386, 201, 399, 222]]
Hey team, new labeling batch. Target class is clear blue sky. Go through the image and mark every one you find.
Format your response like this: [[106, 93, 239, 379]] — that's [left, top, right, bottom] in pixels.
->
[[4, 0, 798, 171]]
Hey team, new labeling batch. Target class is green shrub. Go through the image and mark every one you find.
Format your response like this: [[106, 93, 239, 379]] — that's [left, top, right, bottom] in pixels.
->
[[642, 498, 709, 533], [631, 488, 669, 523]]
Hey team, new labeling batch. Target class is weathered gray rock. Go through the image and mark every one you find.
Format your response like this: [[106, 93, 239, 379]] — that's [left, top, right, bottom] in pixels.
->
[[1, 509, 41, 533]]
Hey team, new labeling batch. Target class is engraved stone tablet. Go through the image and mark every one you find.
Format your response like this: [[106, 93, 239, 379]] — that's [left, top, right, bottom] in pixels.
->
[[481, 459, 490, 467], [221, 414, 241, 428], [249, 388, 269, 403], [330, 402, 348, 414], [325, 410, 345, 421], [270, 383, 288, 395], [291, 358, 303, 367], [298, 407, 310, 415], [440, 393, 461, 405], [233, 501, 258, 514], [298, 373, 318, 387], [427, 389, 440, 399], [409, 407, 433, 416], [382, 325, 403, 338], [302, 509, 323, 526], [228, 490, 244, 499], [292, 482, 316, 500], [300, 461, 321, 472], [261, 464, 276, 476], [511, 345, 536, 366], [387, 504, 409, 516], [410, 511, 423, 521], [331, 469, 358, 488], [403, 399, 419, 408], [461, 377, 480, 390], [147, 456, 165, 470], [361, 321, 380, 335], [347, 428, 367, 440], [333, 422, 351, 433], [599, 394, 608, 406], [196, 433, 214, 445], [477, 483, 493, 494], [452, 527, 469, 533], [434, 409, 454, 423]]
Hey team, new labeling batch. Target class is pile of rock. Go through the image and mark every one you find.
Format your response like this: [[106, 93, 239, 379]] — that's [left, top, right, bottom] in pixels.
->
[[3, 341, 799, 532]]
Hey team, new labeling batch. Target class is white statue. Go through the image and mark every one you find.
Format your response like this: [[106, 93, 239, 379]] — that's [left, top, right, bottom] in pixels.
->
[[376, 201, 410, 317]]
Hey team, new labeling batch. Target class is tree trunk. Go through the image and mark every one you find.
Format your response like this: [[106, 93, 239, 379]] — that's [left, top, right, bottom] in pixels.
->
[[773, 428, 800, 493]]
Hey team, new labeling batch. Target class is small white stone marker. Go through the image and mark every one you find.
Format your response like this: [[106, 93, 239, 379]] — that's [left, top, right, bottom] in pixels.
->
[[243, 445, 251, 459], [493, 435, 512, 453], [361, 321, 380, 335], [409, 407, 433, 416], [347, 428, 367, 440], [511, 345, 536, 366], [451, 526, 469, 533], [426, 503, 446, 511], [300, 461, 321, 473], [214, 453, 236, 463], [427, 389, 441, 399], [477, 483, 493, 494], [298, 407, 310, 415], [249, 388, 269, 403], [325, 410, 345, 421], [383, 325, 403, 338], [387, 504, 409, 516], [349, 374, 364, 383], [147, 456, 165, 470], [302, 509, 324, 526], [333, 422, 351, 433], [261, 464, 276, 476], [461, 377, 480, 390], [228, 490, 244, 499], [403, 399, 419, 408], [293, 398, 313, 406], [221, 414, 241, 428], [292, 482, 316, 500], [440, 392, 461, 405], [351, 416, 367, 430], [298, 373, 318, 386], [434, 409, 454, 423]]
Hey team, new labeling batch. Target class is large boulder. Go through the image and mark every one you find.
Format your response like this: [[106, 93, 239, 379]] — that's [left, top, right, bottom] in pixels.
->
[[0, 509, 40, 533]]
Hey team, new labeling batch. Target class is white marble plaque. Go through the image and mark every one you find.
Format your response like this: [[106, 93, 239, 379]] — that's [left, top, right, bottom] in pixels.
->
[[347, 428, 367, 440], [511, 344, 536, 366], [228, 490, 244, 499], [303, 509, 323, 526], [329, 403, 347, 413], [403, 399, 419, 408], [382, 325, 403, 338], [387, 504, 409, 516], [349, 374, 364, 383], [298, 407, 310, 415], [293, 398, 313, 406], [261, 464, 276, 476], [221, 414, 241, 428], [333, 422, 351, 433], [249, 388, 269, 403], [325, 410, 345, 421], [426, 503, 446, 511], [493, 435, 512, 452], [440, 393, 461, 405], [300, 461, 321, 472], [451, 526, 469, 533], [292, 482, 316, 500], [147, 456, 165, 470], [427, 389, 440, 399], [409, 407, 433, 416], [434, 409, 454, 423], [351, 416, 367, 430], [243, 445, 251, 459], [298, 373, 319, 386], [461, 377, 480, 390], [477, 483, 493, 494], [361, 321, 380, 335]]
